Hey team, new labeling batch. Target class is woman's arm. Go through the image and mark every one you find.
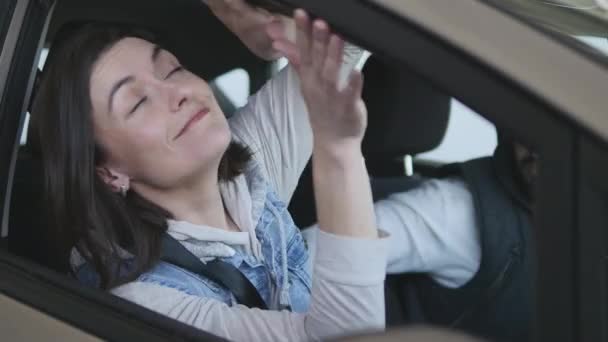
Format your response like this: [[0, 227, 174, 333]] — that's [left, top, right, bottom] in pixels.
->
[[286, 11, 375, 239], [112, 229, 387, 342], [228, 48, 363, 204], [228, 66, 311, 203], [111, 12, 386, 342], [213, 2, 364, 203]]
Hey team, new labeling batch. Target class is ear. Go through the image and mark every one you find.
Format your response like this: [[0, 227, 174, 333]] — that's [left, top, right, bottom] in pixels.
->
[[96, 166, 130, 194]]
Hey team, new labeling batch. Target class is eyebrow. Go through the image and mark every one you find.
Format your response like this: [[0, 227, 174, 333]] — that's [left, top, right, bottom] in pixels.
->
[[107, 44, 163, 113], [151, 44, 162, 63]]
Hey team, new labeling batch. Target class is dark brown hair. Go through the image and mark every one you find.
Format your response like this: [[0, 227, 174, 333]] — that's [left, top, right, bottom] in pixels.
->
[[31, 23, 251, 289]]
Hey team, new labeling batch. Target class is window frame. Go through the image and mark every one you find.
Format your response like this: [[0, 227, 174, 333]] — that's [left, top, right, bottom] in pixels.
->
[[0, 0, 45, 240]]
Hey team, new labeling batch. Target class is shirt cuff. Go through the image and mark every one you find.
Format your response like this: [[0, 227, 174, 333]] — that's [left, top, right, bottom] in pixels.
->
[[313, 229, 389, 286]]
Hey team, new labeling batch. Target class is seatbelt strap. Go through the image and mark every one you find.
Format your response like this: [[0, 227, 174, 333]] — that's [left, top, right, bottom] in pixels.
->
[[160, 234, 268, 310]]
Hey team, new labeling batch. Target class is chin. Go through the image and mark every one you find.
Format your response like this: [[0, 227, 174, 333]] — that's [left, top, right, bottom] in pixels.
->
[[194, 122, 232, 158]]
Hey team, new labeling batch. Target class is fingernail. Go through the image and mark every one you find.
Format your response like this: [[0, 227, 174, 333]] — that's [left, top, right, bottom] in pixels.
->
[[295, 9, 307, 18]]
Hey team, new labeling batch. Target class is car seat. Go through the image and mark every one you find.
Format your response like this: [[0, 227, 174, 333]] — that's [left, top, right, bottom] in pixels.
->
[[288, 54, 450, 227]]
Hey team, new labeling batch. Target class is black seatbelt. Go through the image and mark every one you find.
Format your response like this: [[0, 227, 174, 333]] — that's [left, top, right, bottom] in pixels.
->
[[160, 234, 268, 310]]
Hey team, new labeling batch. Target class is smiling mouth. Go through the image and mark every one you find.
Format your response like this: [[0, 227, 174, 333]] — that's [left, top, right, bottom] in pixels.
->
[[174, 108, 210, 140]]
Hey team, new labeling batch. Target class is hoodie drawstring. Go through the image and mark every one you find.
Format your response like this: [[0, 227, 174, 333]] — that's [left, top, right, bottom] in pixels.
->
[[268, 205, 291, 309]]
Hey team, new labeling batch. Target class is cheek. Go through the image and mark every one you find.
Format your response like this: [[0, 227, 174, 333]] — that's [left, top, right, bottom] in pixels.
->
[[97, 116, 169, 170], [176, 113, 232, 159]]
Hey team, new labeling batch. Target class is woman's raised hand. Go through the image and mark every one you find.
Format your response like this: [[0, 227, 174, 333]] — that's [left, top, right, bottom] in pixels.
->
[[277, 10, 367, 155], [277, 10, 376, 239]]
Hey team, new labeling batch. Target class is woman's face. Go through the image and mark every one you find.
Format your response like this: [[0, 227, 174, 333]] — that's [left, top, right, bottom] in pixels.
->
[[89, 37, 231, 191]]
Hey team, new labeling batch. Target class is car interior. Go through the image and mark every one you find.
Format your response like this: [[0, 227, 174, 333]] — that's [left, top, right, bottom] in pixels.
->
[[6, 0, 275, 273], [288, 55, 452, 229], [8, 0, 599, 340], [6, 0, 458, 266], [2, 0, 464, 328]]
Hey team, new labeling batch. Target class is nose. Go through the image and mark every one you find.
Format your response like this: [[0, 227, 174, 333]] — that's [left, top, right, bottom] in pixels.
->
[[167, 83, 189, 113]]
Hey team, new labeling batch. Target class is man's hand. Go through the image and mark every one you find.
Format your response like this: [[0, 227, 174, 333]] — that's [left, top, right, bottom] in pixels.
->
[[204, 0, 296, 61]]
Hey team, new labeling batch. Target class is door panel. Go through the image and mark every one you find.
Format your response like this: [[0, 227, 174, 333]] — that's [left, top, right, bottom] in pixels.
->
[[0, 294, 100, 342]]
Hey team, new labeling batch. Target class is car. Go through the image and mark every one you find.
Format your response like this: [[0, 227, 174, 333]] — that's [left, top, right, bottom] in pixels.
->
[[0, 0, 607, 341]]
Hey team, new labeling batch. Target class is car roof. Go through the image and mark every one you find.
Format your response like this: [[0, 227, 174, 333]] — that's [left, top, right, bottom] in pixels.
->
[[47, 0, 268, 82]]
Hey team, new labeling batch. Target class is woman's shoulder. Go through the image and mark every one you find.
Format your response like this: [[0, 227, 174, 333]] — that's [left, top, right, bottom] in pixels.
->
[[135, 261, 232, 300], [75, 259, 234, 305]]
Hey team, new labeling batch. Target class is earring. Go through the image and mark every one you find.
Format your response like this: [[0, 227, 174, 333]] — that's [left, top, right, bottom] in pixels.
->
[[120, 184, 129, 197]]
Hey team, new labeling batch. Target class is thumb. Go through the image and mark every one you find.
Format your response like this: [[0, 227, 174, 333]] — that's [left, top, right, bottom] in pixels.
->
[[266, 19, 286, 40], [273, 40, 300, 67]]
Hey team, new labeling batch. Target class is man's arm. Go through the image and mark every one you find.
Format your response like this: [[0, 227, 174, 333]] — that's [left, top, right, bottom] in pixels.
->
[[303, 177, 482, 288], [203, 0, 294, 61]]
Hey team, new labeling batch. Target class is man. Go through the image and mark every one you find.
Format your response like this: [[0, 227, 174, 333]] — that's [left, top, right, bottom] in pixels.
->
[[304, 138, 536, 342]]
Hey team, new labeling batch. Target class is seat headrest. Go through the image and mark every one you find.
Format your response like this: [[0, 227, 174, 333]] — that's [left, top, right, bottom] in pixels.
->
[[46, 0, 267, 81], [361, 56, 451, 159]]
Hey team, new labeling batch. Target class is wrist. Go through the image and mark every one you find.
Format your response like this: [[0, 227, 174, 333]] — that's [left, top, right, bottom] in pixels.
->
[[312, 140, 364, 168]]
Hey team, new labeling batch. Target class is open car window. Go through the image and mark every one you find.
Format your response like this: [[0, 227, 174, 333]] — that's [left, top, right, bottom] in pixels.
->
[[417, 99, 497, 164]]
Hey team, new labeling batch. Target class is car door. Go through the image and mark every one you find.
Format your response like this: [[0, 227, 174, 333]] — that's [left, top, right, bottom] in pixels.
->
[[0, 0, 99, 340]]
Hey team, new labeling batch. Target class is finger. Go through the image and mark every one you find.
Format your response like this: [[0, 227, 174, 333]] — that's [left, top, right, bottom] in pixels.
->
[[273, 40, 300, 66], [272, 38, 298, 56], [266, 19, 287, 40], [342, 69, 364, 100], [205, 0, 229, 16], [229, 0, 274, 22], [327, 33, 344, 67], [311, 20, 329, 71], [294, 9, 312, 66], [226, 0, 247, 11], [209, 0, 243, 15], [321, 34, 344, 88]]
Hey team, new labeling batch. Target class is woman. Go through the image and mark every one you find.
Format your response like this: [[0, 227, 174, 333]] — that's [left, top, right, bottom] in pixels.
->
[[31, 6, 387, 342]]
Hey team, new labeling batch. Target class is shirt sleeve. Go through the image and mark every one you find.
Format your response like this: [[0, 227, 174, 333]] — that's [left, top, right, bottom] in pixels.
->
[[111, 230, 388, 342], [229, 45, 364, 203], [374, 177, 481, 288], [302, 177, 481, 288]]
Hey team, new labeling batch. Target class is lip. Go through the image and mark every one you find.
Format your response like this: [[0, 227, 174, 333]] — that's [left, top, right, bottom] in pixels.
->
[[174, 108, 210, 140]]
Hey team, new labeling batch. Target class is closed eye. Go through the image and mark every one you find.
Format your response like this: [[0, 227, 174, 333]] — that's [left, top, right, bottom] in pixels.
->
[[165, 66, 184, 80], [129, 96, 147, 115]]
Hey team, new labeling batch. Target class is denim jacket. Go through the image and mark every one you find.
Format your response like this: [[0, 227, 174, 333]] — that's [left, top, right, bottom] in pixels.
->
[[135, 189, 311, 312], [74, 161, 312, 313]]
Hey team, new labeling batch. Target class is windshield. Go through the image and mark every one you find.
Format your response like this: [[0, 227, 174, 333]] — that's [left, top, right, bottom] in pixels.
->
[[489, 0, 608, 57]]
